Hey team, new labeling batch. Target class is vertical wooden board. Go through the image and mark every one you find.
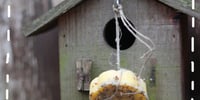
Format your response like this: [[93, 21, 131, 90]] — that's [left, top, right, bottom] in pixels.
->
[[135, 0, 182, 99], [197, 0, 200, 13], [59, 1, 103, 100], [59, 0, 182, 100], [128, 24, 182, 99], [156, 67, 182, 100], [158, 0, 200, 19], [137, 0, 176, 25]]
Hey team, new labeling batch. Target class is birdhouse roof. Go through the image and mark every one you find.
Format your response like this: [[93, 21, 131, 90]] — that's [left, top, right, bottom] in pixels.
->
[[23, 0, 200, 36]]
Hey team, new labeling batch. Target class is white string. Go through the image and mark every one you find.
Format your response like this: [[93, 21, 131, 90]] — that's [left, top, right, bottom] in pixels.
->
[[121, 12, 155, 50], [115, 11, 121, 70], [103, 4, 124, 100], [103, 2, 154, 100], [116, 5, 155, 77], [98, 2, 152, 100], [108, 31, 122, 68], [120, 14, 154, 76], [103, 5, 123, 100], [119, 11, 155, 54]]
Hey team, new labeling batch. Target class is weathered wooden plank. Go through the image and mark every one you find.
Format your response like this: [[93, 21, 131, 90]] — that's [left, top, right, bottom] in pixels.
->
[[76, 58, 92, 91], [76, 60, 83, 91], [22, 0, 199, 37], [137, 0, 177, 25], [52, 0, 64, 7], [136, 24, 182, 100], [22, 0, 83, 36], [159, 0, 200, 19]]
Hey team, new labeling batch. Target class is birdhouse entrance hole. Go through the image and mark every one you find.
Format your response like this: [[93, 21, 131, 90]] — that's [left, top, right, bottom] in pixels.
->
[[103, 18, 136, 50]]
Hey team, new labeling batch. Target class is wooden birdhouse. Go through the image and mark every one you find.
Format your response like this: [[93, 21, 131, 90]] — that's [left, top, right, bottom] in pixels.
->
[[23, 0, 200, 100]]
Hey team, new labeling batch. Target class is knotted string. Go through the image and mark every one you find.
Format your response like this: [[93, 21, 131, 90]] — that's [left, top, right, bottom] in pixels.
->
[[104, 3, 155, 100], [114, 10, 121, 70], [103, 4, 123, 100], [113, 4, 155, 77]]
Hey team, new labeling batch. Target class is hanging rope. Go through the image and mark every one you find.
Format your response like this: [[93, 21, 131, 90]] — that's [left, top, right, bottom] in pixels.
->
[[103, 1, 155, 100], [114, 9, 121, 70], [113, 3, 155, 77], [102, 3, 123, 100]]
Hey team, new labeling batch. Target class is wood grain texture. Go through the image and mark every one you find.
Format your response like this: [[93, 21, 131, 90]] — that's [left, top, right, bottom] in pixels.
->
[[22, 0, 200, 37], [59, 0, 183, 99], [76, 58, 92, 91], [22, 0, 83, 36], [52, 0, 64, 7], [159, 0, 200, 19]]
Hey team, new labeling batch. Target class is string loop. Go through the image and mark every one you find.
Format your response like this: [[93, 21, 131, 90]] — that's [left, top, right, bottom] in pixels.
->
[[113, 4, 155, 77], [119, 10, 155, 77], [104, 2, 154, 99]]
